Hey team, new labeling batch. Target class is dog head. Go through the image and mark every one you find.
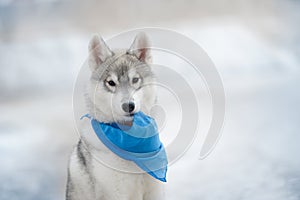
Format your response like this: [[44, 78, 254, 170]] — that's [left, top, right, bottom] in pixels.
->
[[86, 33, 156, 123]]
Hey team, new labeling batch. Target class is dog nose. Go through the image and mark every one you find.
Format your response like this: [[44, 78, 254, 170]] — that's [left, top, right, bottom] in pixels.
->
[[122, 102, 135, 113]]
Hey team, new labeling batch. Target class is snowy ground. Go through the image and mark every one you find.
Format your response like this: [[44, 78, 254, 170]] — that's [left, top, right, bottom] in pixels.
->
[[167, 73, 300, 200], [1, 71, 299, 200], [0, 94, 75, 200], [1, 1, 300, 199], [1, 32, 300, 200]]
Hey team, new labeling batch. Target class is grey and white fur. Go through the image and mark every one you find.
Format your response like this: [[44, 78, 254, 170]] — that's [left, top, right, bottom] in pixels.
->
[[66, 33, 165, 200]]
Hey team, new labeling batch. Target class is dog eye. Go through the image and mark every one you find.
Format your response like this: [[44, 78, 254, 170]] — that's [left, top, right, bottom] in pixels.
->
[[107, 80, 116, 86], [132, 77, 139, 84]]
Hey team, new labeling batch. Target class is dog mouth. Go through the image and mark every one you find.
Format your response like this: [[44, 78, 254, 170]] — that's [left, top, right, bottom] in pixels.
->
[[125, 113, 134, 117]]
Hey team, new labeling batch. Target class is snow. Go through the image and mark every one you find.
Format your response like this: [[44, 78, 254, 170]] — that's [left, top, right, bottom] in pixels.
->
[[166, 74, 300, 200], [1, 4, 300, 199], [0, 36, 87, 98]]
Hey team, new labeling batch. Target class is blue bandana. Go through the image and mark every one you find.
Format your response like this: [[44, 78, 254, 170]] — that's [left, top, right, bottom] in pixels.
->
[[82, 112, 168, 182]]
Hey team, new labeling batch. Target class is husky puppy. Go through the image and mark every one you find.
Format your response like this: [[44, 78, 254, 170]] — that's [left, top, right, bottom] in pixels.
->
[[66, 33, 165, 200]]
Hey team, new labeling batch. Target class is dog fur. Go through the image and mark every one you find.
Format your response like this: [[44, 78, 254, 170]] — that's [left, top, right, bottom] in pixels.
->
[[66, 33, 165, 200]]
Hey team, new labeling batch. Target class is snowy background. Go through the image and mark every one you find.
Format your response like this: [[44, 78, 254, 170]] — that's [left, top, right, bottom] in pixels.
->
[[0, 0, 300, 199]]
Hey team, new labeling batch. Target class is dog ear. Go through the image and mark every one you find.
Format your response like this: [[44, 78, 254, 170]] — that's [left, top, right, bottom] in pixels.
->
[[128, 32, 152, 63], [88, 35, 113, 71]]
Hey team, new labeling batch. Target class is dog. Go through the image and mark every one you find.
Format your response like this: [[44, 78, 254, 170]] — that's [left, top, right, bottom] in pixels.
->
[[66, 33, 165, 200]]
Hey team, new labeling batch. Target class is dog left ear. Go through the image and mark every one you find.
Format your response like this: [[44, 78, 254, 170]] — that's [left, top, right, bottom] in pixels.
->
[[128, 32, 152, 64]]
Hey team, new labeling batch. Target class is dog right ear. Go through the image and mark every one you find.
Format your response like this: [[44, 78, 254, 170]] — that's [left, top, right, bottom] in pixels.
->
[[88, 35, 113, 71], [128, 32, 152, 64]]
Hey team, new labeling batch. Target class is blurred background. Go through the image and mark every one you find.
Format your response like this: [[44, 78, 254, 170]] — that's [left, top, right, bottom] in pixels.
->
[[1, 0, 300, 199]]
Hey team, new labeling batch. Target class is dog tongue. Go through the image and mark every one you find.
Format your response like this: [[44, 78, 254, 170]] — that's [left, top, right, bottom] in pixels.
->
[[122, 120, 133, 127]]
